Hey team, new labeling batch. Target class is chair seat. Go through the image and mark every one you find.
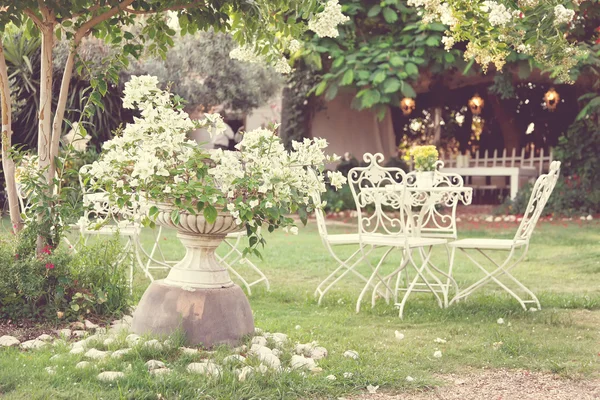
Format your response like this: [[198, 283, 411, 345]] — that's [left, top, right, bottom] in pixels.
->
[[449, 238, 527, 250], [226, 231, 247, 239], [360, 234, 447, 248], [326, 233, 361, 245], [82, 225, 139, 237]]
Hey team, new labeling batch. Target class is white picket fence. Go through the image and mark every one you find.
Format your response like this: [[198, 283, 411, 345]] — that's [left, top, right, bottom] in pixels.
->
[[437, 147, 554, 175]]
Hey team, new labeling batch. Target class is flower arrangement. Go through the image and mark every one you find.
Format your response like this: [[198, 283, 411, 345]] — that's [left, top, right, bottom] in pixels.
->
[[411, 145, 439, 172], [87, 76, 345, 255]]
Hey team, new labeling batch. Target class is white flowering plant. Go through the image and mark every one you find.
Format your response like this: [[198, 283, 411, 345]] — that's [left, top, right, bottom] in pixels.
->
[[87, 76, 345, 256]]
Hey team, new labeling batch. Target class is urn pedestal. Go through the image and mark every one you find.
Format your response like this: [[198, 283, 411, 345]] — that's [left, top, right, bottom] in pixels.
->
[[131, 204, 254, 347]]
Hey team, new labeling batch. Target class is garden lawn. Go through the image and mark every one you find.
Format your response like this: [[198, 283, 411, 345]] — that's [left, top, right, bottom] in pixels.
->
[[1, 219, 599, 399]]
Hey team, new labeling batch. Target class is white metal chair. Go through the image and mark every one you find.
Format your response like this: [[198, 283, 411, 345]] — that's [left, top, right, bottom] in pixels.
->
[[309, 169, 377, 305], [448, 161, 561, 310], [349, 153, 449, 316]]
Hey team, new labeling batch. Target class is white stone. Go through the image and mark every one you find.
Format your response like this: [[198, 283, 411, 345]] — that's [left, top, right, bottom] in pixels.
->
[[310, 367, 323, 373], [295, 342, 317, 356], [0, 335, 20, 347], [497, 318, 505, 324], [507, 215, 517, 222], [237, 366, 254, 382], [97, 371, 125, 382], [143, 339, 163, 350], [179, 347, 199, 355], [250, 344, 273, 357], [45, 366, 56, 375], [73, 330, 87, 338], [343, 372, 353, 378], [433, 350, 442, 358], [103, 338, 116, 347], [49, 354, 61, 361], [76, 361, 91, 369], [122, 315, 133, 325], [290, 354, 316, 370], [20, 339, 47, 350], [59, 329, 72, 338], [125, 334, 141, 346], [434, 337, 447, 343], [406, 376, 415, 382], [37, 334, 53, 342], [70, 346, 85, 355], [111, 348, 132, 359], [52, 339, 67, 348], [187, 362, 221, 378], [146, 360, 166, 370], [395, 331, 405, 341], [260, 353, 281, 369], [310, 346, 328, 360], [272, 348, 282, 358], [326, 374, 336, 381], [163, 339, 172, 347], [587, 215, 593, 221], [485, 216, 494, 222], [85, 348, 111, 360], [251, 336, 268, 346], [71, 321, 85, 330], [223, 354, 246, 364], [343, 350, 359, 359], [84, 320, 99, 330], [366, 385, 379, 394], [272, 333, 288, 347], [150, 368, 171, 376], [257, 364, 268, 374], [254, 327, 263, 334]]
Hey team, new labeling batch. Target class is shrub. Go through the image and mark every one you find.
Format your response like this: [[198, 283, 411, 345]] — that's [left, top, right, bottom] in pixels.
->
[[0, 227, 131, 321]]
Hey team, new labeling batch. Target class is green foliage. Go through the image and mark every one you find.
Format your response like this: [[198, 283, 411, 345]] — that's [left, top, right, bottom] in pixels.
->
[[129, 30, 282, 115], [0, 228, 130, 321], [505, 117, 600, 216], [305, 0, 463, 113]]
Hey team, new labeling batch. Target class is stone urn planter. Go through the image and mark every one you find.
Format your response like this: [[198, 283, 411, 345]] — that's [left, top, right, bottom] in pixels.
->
[[131, 202, 254, 348]]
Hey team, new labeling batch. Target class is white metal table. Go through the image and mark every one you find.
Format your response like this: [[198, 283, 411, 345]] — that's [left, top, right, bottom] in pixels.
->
[[442, 167, 537, 200]]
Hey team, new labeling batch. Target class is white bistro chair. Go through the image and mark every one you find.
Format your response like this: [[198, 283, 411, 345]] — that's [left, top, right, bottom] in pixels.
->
[[449, 161, 561, 310], [309, 169, 377, 305], [349, 153, 449, 316]]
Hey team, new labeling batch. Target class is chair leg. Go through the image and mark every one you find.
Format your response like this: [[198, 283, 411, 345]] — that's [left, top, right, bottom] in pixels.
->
[[356, 247, 395, 313], [450, 247, 538, 310], [218, 236, 270, 294], [395, 246, 441, 318]]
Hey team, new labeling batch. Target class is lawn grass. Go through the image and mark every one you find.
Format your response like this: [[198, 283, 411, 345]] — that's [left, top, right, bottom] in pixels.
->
[[1, 219, 599, 399]]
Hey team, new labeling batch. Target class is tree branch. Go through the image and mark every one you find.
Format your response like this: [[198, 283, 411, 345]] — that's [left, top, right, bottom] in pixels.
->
[[74, 0, 136, 43], [24, 8, 44, 27], [123, 1, 204, 15]]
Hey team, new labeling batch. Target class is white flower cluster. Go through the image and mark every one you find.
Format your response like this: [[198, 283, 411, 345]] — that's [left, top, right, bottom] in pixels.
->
[[441, 35, 455, 51], [88, 76, 224, 214], [230, 44, 292, 74], [518, 0, 539, 8], [209, 131, 344, 225], [553, 5, 575, 26], [307, 0, 350, 38], [482, 1, 512, 27], [288, 39, 302, 54]]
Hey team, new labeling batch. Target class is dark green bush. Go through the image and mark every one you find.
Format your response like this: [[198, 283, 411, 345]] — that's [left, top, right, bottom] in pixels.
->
[[0, 227, 131, 321]]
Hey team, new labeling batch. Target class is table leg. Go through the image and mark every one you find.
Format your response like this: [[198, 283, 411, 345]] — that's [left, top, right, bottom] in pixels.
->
[[510, 172, 518, 200]]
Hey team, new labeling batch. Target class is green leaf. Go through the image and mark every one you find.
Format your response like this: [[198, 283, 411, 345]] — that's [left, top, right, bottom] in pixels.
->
[[361, 89, 381, 108], [367, 5, 381, 17], [341, 69, 354, 86], [325, 84, 339, 101], [425, 36, 439, 47], [389, 56, 404, 67], [401, 82, 417, 98], [405, 62, 419, 75], [204, 204, 218, 223], [372, 70, 386, 85], [315, 81, 327, 96], [444, 53, 455, 63], [71, 304, 80, 311], [332, 56, 345, 69], [463, 58, 475, 75], [382, 77, 402, 94], [382, 8, 398, 23], [97, 80, 107, 96]]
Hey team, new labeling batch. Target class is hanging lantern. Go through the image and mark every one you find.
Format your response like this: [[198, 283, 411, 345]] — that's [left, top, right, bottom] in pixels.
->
[[544, 88, 560, 111], [400, 97, 416, 116], [468, 93, 484, 115]]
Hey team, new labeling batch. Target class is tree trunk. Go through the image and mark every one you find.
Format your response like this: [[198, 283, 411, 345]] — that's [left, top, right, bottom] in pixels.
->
[[49, 47, 77, 189], [432, 106, 442, 146], [0, 39, 23, 233], [488, 94, 520, 152], [37, 25, 55, 251]]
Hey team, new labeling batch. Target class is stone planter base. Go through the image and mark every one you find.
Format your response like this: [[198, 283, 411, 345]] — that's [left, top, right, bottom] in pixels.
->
[[131, 280, 254, 348]]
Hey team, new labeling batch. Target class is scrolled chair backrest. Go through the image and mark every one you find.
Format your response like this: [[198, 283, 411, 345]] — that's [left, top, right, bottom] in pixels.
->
[[307, 168, 330, 241], [348, 153, 409, 237], [513, 160, 561, 242], [405, 160, 471, 239]]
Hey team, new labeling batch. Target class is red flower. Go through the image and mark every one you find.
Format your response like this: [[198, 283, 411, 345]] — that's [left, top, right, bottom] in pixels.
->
[[45, 263, 55, 270], [42, 245, 52, 255]]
